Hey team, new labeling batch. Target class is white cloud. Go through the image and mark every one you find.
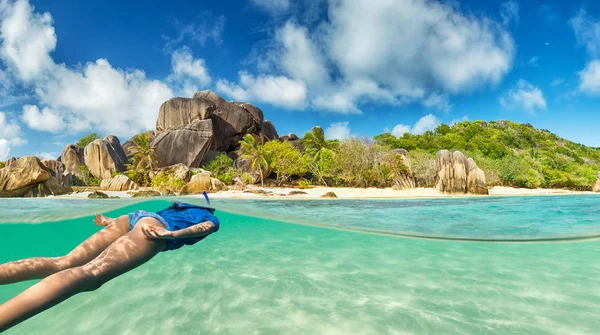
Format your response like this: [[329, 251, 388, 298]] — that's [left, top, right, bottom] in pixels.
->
[[324, 121, 350, 140], [0, 138, 9, 160], [450, 116, 469, 125], [223, 0, 514, 113], [21, 104, 64, 132], [422, 93, 451, 112], [528, 56, 539, 67], [164, 12, 226, 50], [391, 114, 441, 137], [0, 111, 20, 138], [499, 79, 547, 113], [0, 0, 56, 81], [570, 9, 600, 58], [10, 137, 26, 146], [550, 78, 564, 87], [391, 124, 411, 137], [36, 151, 55, 160], [168, 47, 211, 97], [578, 60, 600, 94], [500, 1, 520, 26], [0, 0, 175, 137], [217, 71, 307, 108], [250, 0, 290, 14]]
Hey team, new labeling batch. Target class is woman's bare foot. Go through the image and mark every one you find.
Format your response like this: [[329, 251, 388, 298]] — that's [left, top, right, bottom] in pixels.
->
[[94, 214, 115, 226]]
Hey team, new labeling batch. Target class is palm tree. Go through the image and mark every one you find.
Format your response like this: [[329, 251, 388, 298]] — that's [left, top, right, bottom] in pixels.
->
[[238, 134, 269, 188], [128, 132, 159, 172], [301, 126, 326, 157]]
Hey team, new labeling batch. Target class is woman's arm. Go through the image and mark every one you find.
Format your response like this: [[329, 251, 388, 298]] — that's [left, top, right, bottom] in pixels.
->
[[142, 221, 216, 240], [172, 221, 216, 239]]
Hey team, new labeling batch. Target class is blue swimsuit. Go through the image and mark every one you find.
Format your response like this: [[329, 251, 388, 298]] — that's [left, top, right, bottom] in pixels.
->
[[128, 201, 220, 251]]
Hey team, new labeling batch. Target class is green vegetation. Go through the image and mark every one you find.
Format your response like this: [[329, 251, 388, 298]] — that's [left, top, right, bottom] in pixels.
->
[[263, 140, 309, 186], [374, 120, 600, 190], [76, 132, 101, 148], [203, 154, 235, 185], [151, 170, 186, 190], [0, 161, 5, 169], [125, 133, 159, 186], [74, 165, 101, 186], [297, 179, 313, 189], [238, 134, 269, 187]]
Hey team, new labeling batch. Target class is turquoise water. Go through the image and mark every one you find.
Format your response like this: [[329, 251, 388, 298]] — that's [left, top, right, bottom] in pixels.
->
[[1, 196, 600, 334]]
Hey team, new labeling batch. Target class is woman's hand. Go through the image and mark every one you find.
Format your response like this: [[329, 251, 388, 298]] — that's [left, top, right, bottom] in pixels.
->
[[141, 224, 174, 240]]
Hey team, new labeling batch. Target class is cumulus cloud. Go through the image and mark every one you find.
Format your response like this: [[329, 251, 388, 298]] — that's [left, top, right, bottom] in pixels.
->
[[324, 121, 351, 140], [528, 56, 539, 67], [10, 137, 26, 146], [0, 111, 20, 138], [391, 114, 441, 137], [578, 60, 600, 94], [500, 1, 520, 26], [36, 151, 55, 160], [499, 79, 547, 113], [217, 71, 307, 109], [0, 138, 9, 160], [0, 0, 175, 137], [164, 11, 226, 50], [222, 0, 514, 113], [168, 47, 211, 96], [21, 105, 64, 132]]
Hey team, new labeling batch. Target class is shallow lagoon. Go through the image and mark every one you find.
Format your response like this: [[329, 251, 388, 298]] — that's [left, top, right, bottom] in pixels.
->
[[1, 196, 599, 334]]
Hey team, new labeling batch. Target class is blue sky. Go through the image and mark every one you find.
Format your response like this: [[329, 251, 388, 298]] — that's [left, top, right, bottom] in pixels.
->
[[0, 0, 600, 161]]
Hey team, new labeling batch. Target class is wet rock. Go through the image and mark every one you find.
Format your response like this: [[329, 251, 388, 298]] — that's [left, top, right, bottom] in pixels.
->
[[131, 190, 161, 198], [320, 192, 338, 198], [88, 190, 109, 199], [288, 190, 308, 195]]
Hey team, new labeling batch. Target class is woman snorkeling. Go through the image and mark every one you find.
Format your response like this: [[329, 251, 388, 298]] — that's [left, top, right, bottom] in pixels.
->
[[0, 201, 220, 332]]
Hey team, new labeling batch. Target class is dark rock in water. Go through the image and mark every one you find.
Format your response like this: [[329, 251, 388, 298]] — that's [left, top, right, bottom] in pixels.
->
[[320, 192, 338, 198], [288, 190, 308, 195], [59, 144, 84, 175], [110, 196, 120, 199], [88, 190, 109, 199], [243, 189, 274, 196], [156, 97, 216, 131], [434, 150, 488, 195], [84, 136, 128, 179], [131, 190, 161, 198], [152, 119, 213, 168], [259, 120, 279, 141]]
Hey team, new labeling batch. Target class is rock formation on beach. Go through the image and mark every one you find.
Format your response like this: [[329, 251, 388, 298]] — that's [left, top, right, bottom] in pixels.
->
[[100, 175, 139, 191], [435, 150, 488, 195], [179, 172, 227, 195], [152, 119, 214, 168], [390, 149, 416, 190], [84, 137, 128, 179], [59, 144, 85, 175], [594, 172, 600, 192], [0, 156, 72, 197]]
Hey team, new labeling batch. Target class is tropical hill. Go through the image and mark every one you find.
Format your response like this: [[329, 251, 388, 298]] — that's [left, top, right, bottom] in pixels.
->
[[375, 120, 600, 190]]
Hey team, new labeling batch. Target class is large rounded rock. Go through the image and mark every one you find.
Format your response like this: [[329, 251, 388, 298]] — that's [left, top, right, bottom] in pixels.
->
[[59, 144, 84, 175], [152, 119, 213, 168], [84, 137, 128, 180], [0, 156, 72, 197], [6, 157, 16, 167], [149, 163, 192, 182], [192, 90, 262, 152], [156, 97, 216, 131], [100, 175, 139, 191], [259, 120, 279, 142], [42, 159, 72, 186], [434, 150, 488, 195], [179, 172, 212, 195]]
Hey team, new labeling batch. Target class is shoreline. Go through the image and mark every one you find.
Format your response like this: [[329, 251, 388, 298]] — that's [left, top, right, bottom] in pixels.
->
[[48, 186, 599, 200]]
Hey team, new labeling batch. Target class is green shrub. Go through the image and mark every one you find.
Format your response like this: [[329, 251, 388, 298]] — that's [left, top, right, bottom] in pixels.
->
[[216, 172, 234, 185], [263, 140, 309, 186], [150, 171, 186, 190], [204, 154, 234, 176], [298, 179, 313, 189], [76, 165, 101, 186], [0, 161, 5, 169]]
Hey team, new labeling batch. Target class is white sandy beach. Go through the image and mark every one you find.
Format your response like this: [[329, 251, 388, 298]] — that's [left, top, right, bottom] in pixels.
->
[[53, 186, 598, 200]]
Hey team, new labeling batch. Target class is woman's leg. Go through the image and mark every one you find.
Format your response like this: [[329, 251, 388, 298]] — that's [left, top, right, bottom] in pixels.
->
[[0, 218, 167, 332], [0, 215, 131, 285]]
